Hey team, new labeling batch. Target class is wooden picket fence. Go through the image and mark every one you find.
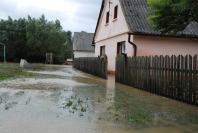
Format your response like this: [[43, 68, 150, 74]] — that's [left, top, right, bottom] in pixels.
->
[[73, 57, 107, 79], [116, 55, 198, 105]]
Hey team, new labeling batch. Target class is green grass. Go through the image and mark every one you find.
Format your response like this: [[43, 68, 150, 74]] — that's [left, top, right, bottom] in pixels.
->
[[0, 63, 33, 80]]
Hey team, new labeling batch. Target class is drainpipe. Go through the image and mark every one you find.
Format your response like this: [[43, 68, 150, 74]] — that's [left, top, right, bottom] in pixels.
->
[[128, 33, 137, 57]]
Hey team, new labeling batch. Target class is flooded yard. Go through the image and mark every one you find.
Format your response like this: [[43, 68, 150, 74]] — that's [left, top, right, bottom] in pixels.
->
[[0, 65, 198, 133]]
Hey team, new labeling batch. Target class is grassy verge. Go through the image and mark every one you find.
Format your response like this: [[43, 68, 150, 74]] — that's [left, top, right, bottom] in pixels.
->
[[0, 63, 33, 81]]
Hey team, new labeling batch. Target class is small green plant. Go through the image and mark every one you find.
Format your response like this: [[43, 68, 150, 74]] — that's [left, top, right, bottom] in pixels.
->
[[72, 105, 78, 111], [62, 95, 89, 115], [80, 106, 86, 112], [77, 98, 83, 104], [65, 100, 73, 107]]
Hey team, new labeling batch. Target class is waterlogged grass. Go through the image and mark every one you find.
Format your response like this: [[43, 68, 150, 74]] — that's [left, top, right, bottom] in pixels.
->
[[62, 95, 89, 116], [104, 92, 152, 127], [102, 88, 198, 128], [0, 63, 33, 80]]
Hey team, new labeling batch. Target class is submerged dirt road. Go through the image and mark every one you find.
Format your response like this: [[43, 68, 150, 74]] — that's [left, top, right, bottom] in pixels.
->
[[0, 65, 198, 133]]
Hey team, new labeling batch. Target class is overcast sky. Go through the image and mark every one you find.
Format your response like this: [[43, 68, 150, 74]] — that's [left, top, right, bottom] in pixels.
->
[[0, 0, 102, 32]]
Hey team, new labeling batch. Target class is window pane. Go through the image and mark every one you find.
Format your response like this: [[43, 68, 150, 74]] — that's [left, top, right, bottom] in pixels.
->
[[106, 12, 109, 23], [117, 41, 126, 55], [100, 46, 105, 56], [121, 42, 126, 53], [114, 5, 118, 19], [117, 43, 121, 55]]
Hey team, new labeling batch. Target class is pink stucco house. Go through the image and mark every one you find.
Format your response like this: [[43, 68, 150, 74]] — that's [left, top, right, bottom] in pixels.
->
[[93, 0, 198, 73]]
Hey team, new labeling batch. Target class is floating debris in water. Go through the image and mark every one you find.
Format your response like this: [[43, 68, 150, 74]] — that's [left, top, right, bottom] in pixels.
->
[[0, 97, 2, 104], [15, 91, 25, 96], [79, 113, 84, 117], [97, 98, 102, 103], [4, 101, 18, 110], [25, 97, 31, 105]]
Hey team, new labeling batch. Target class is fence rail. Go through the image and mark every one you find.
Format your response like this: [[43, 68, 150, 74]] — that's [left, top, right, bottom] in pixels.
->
[[73, 57, 107, 79], [116, 55, 198, 105]]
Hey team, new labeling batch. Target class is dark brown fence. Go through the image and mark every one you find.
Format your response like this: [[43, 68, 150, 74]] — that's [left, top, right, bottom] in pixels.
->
[[73, 57, 107, 79], [116, 55, 198, 105]]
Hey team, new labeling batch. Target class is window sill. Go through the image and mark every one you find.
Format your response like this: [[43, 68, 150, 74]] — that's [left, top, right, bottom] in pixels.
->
[[105, 23, 109, 26], [112, 18, 117, 22]]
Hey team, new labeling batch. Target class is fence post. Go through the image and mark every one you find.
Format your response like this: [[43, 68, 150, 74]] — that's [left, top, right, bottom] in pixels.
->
[[193, 55, 198, 105]]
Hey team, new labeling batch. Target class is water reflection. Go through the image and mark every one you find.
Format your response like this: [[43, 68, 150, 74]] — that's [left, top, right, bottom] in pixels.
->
[[106, 75, 115, 105]]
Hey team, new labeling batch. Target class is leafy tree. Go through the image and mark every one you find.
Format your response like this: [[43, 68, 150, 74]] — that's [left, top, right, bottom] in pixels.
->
[[147, 0, 198, 34], [64, 31, 73, 60], [0, 15, 73, 64]]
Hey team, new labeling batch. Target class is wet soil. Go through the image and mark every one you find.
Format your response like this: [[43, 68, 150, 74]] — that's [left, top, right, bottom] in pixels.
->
[[0, 65, 198, 133]]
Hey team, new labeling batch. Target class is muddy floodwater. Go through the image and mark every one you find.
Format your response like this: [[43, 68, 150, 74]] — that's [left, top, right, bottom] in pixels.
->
[[0, 65, 198, 133]]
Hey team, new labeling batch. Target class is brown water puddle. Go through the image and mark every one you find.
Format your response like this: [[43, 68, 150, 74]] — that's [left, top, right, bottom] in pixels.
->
[[0, 65, 198, 133]]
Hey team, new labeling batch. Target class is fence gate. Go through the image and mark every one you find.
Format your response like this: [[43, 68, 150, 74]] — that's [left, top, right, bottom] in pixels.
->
[[45, 53, 53, 64]]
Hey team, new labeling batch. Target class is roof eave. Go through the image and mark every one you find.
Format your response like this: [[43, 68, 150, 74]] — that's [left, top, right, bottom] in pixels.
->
[[130, 32, 198, 39], [92, 0, 105, 45]]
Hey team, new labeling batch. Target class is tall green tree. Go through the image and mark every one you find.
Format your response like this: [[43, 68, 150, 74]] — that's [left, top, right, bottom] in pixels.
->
[[0, 15, 73, 64], [147, 0, 198, 34], [64, 31, 73, 59]]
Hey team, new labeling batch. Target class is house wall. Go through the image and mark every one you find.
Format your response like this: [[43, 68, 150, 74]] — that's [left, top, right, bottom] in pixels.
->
[[74, 51, 95, 58], [94, 0, 129, 42], [94, 0, 198, 72], [94, 0, 131, 72], [133, 35, 198, 56], [95, 33, 133, 72]]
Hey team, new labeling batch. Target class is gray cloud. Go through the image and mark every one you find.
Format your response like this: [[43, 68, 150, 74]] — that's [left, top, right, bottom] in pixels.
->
[[0, 0, 102, 33]]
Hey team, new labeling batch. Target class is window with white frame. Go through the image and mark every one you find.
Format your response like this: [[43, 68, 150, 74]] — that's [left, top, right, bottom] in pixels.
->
[[117, 41, 126, 55]]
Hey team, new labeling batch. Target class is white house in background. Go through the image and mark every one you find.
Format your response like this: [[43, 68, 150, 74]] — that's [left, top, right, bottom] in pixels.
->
[[93, 0, 198, 73], [73, 31, 95, 58]]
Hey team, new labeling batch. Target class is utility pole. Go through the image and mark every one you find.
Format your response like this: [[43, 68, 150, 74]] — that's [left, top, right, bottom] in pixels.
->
[[0, 42, 6, 63]]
